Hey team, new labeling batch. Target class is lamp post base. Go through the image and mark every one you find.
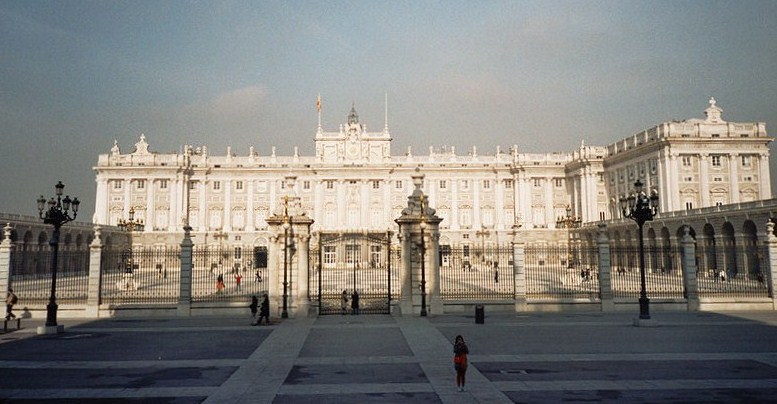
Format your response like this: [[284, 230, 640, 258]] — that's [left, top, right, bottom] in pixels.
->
[[638, 296, 651, 320], [45, 302, 58, 328], [37, 324, 64, 335]]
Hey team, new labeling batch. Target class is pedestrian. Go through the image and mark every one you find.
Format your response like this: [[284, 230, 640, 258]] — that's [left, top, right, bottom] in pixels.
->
[[493, 261, 499, 283], [341, 289, 349, 315], [234, 272, 243, 290], [351, 290, 360, 315], [255, 293, 270, 325], [255, 269, 262, 283], [216, 274, 225, 294], [6, 288, 17, 321], [453, 334, 469, 392], [249, 295, 258, 322]]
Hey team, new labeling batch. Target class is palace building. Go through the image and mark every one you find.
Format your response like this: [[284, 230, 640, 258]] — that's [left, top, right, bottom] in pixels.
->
[[93, 98, 772, 250]]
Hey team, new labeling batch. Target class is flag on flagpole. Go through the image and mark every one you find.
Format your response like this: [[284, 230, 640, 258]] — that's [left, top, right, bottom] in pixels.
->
[[316, 94, 321, 112]]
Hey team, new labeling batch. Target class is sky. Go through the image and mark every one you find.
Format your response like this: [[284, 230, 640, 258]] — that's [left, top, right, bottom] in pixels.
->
[[2, 1, 777, 222]]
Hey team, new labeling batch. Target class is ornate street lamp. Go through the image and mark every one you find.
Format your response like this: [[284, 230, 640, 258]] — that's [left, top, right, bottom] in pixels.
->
[[475, 227, 490, 263], [419, 195, 428, 317], [556, 205, 582, 229], [556, 205, 582, 267], [281, 196, 290, 319], [117, 207, 144, 232], [117, 207, 144, 280], [620, 180, 659, 320], [37, 181, 80, 328]]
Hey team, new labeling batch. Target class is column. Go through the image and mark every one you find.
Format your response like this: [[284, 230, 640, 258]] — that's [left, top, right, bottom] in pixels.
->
[[170, 177, 180, 231], [95, 179, 109, 224], [473, 178, 481, 229], [512, 229, 527, 312], [669, 154, 680, 211], [383, 179, 391, 227], [495, 177, 505, 231], [177, 226, 193, 316], [680, 225, 700, 311], [198, 180, 207, 230], [223, 180, 232, 231], [123, 179, 131, 213], [246, 180, 255, 230], [512, 173, 520, 225], [145, 178, 155, 232], [699, 154, 710, 207], [429, 230, 443, 314], [597, 223, 614, 312], [729, 153, 740, 203], [294, 233, 311, 317], [398, 226, 413, 315], [451, 179, 459, 230], [657, 157, 669, 213], [544, 177, 553, 227], [360, 180, 369, 227], [759, 154, 771, 199], [337, 180, 346, 227], [267, 233, 281, 314], [765, 222, 777, 310], [85, 226, 103, 318], [313, 181, 323, 227], [0, 224, 13, 301]]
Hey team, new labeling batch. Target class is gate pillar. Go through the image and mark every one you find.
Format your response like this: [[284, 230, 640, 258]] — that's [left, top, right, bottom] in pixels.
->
[[265, 176, 314, 319], [395, 170, 442, 316], [0, 224, 13, 301]]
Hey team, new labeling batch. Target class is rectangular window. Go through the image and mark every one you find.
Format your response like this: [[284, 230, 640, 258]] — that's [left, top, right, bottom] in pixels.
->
[[483, 180, 491, 189], [189, 181, 197, 190], [113, 181, 122, 190], [461, 180, 469, 190], [213, 181, 221, 190], [235, 181, 243, 190], [395, 180, 403, 189], [711, 133, 720, 138], [326, 180, 334, 189], [439, 180, 447, 189], [554, 178, 563, 187], [303, 180, 311, 190], [741, 155, 752, 167], [372, 180, 380, 189], [681, 156, 692, 167], [685, 202, 693, 210], [323, 246, 336, 265], [505, 179, 513, 189], [711, 156, 721, 167], [533, 179, 541, 187], [137, 180, 145, 190], [159, 179, 168, 189]]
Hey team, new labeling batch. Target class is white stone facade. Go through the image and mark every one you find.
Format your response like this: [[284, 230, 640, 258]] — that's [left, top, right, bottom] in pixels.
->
[[93, 99, 771, 250]]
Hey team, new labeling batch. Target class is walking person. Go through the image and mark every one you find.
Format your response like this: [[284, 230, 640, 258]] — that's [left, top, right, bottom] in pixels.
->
[[216, 274, 225, 294], [234, 272, 243, 290], [249, 295, 258, 323], [6, 288, 17, 320], [255, 293, 270, 325], [351, 290, 360, 315], [453, 335, 469, 392], [341, 290, 349, 315], [493, 261, 499, 283]]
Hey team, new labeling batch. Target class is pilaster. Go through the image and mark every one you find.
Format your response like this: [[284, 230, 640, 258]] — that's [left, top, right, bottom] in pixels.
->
[[85, 226, 104, 318], [177, 226, 193, 316], [680, 225, 700, 311], [597, 223, 614, 312]]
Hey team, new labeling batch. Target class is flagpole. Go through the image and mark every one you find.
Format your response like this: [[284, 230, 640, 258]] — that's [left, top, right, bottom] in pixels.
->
[[317, 94, 322, 131]]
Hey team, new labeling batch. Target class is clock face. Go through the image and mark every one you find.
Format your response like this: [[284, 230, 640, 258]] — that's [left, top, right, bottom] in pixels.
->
[[347, 144, 359, 159]]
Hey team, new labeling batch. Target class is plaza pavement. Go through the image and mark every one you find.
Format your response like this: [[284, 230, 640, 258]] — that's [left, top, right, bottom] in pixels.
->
[[1, 310, 777, 403]]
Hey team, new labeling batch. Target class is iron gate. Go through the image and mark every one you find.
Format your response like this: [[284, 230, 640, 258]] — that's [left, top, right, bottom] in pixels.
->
[[309, 232, 399, 315]]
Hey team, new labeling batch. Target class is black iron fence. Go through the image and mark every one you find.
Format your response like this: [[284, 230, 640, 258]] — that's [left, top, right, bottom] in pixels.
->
[[695, 243, 770, 298], [191, 246, 269, 303], [525, 244, 600, 300], [100, 247, 181, 305], [309, 232, 399, 314], [9, 249, 90, 305], [609, 246, 685, 300], [439, 245, 514, 300]]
